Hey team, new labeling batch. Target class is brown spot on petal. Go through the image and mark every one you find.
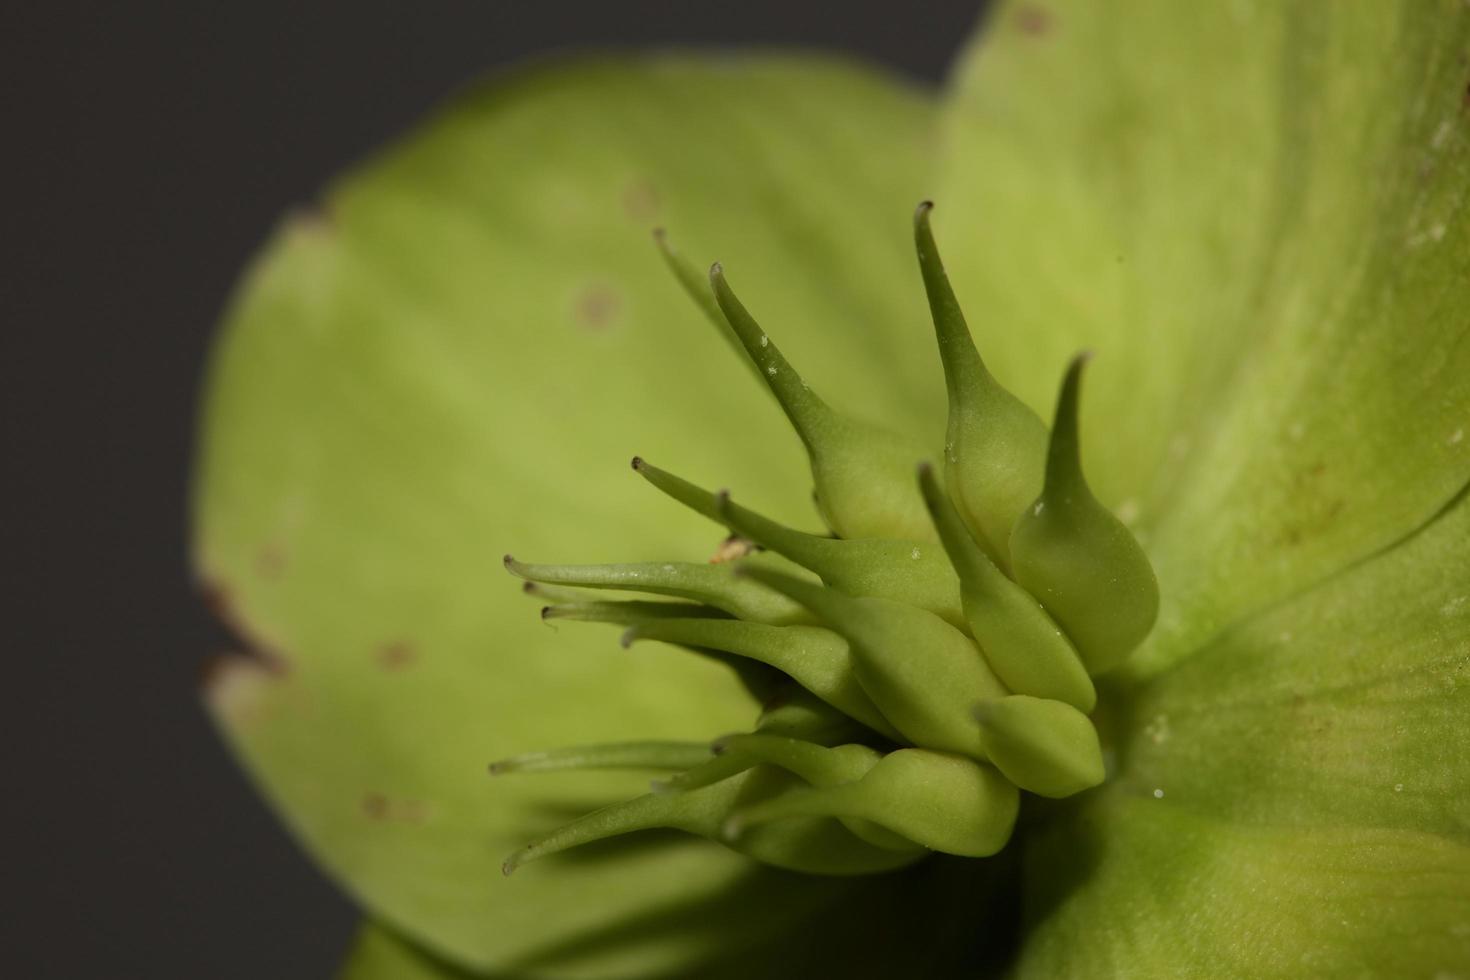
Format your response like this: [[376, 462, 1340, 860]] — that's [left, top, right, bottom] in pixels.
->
[[377, 640, 417, 671], [362, 792, 390, 820], [255, 542, 287, 580], [361, 792, 431, 824], [574, 283, 621, 330], [622, 178, 661, 223], [1016, 4, 1052, 35]]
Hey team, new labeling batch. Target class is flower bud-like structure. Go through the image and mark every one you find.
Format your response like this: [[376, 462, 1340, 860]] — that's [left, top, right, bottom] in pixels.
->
[[496, 204, 1159, 876]]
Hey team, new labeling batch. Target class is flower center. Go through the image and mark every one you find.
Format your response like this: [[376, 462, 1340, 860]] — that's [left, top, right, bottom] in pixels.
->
[[494, 203, 1159, 877]]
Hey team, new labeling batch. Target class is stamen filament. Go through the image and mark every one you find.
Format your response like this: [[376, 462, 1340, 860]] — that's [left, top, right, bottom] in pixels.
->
[[489, 741, 713, 776], [504, 555, 808, 625]]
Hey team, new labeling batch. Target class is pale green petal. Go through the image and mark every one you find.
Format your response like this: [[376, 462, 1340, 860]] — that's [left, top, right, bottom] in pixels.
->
[[937, 0, 1470, 675], [1018, 794, 1470, 979], [195, 56, 941, 976], [339, 926, 478, 980], [1016, 483, 1470, 975]]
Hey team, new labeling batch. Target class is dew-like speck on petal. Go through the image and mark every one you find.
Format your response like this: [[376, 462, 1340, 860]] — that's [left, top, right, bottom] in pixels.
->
[[759, 334, 769, 348], [910, 547, 921, 560], [1394, 783, 1405, 793], [766, 366, 777, 377], [1152, 788, 1164, 799]]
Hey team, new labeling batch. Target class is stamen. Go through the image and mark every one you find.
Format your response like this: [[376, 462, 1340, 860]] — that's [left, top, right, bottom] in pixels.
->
[[751, 687, 871, 745], [652, 229, 750, 372], [541, 600, 729, 625], [917, 462, 1095, 711], [505, 767, 925, 876], [502, 780, 731, 876], [632, 456, 963, 625], [708, 263, 935, 542], [622, 618, 897, 738], [727, 748, 1018, 859], [504, 554, 809, 625], [738, 565, 1003, 761], [489, 741, 713, 776], [1008, 355, 1160, 674], [713, 734, 881, 788], [715, 491, 964, 629], [520, 580, 598, 604], [973, 695, 1105, 799], [914, 202, 1048, 567]]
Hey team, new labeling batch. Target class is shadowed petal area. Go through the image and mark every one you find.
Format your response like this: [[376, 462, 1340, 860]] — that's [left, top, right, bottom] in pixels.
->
[[195, 56, 947, 976], [1017, 486, 1470, 973], [936, 0, 1470, 675]]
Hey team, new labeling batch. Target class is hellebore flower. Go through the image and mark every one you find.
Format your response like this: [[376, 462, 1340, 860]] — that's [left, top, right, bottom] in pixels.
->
[[193, 2, 1470, 976]]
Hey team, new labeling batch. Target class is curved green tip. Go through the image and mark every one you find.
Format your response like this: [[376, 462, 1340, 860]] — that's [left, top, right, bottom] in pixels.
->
[[973, 696, 1105, 799], [914, 201, 1048, 566], [1008, 355, 1160, 674], [917, 462, 1096, 711], [707, 263, 935, 541]]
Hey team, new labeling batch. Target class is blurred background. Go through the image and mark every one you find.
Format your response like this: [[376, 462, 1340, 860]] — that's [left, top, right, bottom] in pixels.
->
[[3, 2, 985, 976]]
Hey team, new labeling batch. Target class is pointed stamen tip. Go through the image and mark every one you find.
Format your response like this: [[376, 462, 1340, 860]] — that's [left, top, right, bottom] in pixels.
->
[[503, 554, 527, 577], [539, 606, 553, 620], [651, 227, 666, 243], [501, 855, 520, 877], [709, 261, 724, 282], [521, 581, 536, 594], [915, 200, 935, 221], [618, 627, 638, 649], [916, 460, 934, 479], [710, 737, 732, 756], [1072, 350, 1096, 370], [488, 761, 504, 776], [630, 455, 644, 471]]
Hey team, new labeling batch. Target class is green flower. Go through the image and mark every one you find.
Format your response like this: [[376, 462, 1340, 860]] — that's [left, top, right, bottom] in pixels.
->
[[194, 2, 1470, 977]]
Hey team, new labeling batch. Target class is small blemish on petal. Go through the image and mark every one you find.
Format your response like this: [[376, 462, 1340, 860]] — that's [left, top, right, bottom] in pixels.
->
[[377, 641, 417, 671], [621, 178, 660, 223], [1152, 787, 1164, 799], [1015, 4, 1052, 35], [574, 283, 622, 330]]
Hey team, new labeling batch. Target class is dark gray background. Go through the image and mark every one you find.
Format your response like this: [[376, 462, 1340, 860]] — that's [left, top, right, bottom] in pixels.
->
[[2, 3, 985, 976]]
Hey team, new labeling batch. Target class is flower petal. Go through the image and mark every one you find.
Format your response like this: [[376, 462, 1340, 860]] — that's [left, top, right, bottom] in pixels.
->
[[340, 925, 478, 980], [936, 0, 1470, 672], [1017, 484, 1470, 974], [195, 56, 941, 975]]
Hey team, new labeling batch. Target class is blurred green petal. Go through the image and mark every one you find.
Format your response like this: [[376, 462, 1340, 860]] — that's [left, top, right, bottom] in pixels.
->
[[936, 0, 1470, 674], [1018, 482, 1470, 975], [195, 56, 941, 975], [340, 926, 478, 980]]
